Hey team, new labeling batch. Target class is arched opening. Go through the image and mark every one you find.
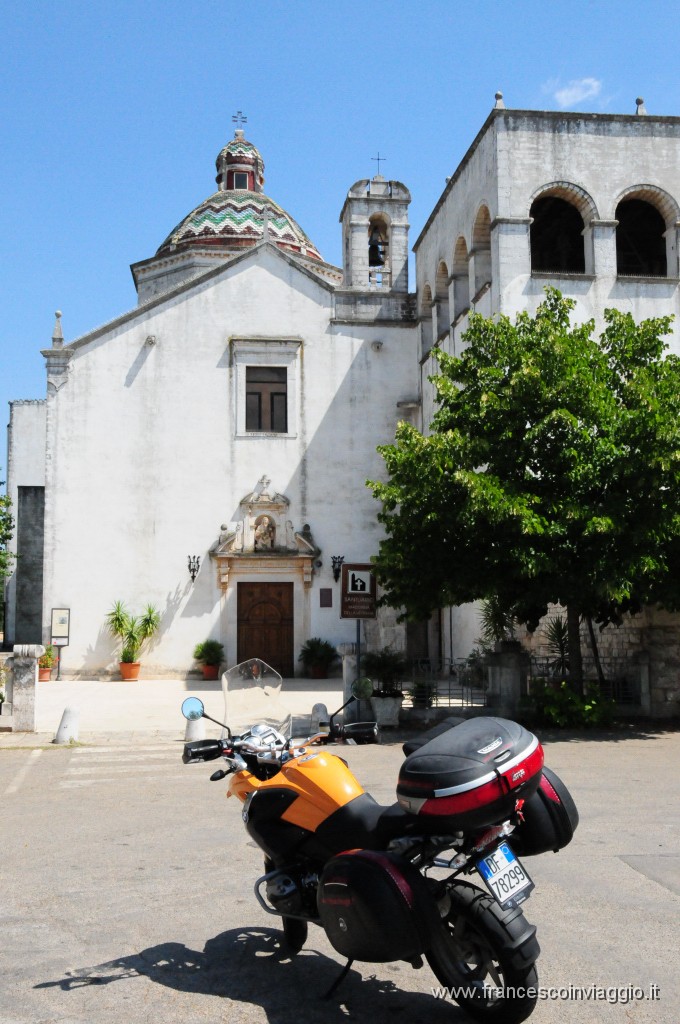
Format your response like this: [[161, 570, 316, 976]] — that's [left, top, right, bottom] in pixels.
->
[[616, 198, 667, 277], [435, 260, 450, 341], [530, 196, 585, 273], [472, 206, 492, 294], [421, 284, 433, 357], [368, 214, 390, 286], [452, 237, 470, 319]]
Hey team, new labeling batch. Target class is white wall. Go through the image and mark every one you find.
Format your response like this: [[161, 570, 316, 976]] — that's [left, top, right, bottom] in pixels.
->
[[40, 246, 418, 675]]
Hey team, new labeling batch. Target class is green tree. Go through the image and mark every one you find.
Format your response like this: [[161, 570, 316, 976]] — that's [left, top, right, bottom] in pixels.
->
[[370, 289, 680, 693], [0, 475, 14, 580]]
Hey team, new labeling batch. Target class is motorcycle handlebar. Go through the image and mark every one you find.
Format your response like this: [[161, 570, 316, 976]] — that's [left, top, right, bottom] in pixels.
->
[[182, 739, 225, 764]]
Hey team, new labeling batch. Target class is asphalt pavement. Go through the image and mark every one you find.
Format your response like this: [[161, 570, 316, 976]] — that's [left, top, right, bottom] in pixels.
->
[[1, 678, 679, 1023]]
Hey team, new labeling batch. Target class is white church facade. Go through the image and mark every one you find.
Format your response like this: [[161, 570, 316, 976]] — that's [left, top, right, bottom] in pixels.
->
[[6, 98, 680, 698]]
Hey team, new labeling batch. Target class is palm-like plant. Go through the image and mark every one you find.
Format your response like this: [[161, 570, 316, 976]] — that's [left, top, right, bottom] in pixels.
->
[[544, 614, 569, 678], [476, 596, 517, 652], [106, 601, 161, 663], [362, 646, 407, 696]]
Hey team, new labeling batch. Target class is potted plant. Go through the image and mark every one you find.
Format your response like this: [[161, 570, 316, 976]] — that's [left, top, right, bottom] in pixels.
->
[[407, 680, 435, 709], [298, 638, 339, 679], [193, 639, 224, 680], [105, 600, 161, 680], [362, 646, 408, 727], [38, 644, 58, 681]]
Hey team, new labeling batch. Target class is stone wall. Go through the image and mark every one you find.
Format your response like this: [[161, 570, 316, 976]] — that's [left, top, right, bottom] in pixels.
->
[[522, 606, 680, 718]]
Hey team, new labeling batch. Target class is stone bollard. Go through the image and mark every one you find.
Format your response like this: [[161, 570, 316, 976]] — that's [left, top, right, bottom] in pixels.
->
[[311, 702, 329, 732], [54, 706, 80, 744], [184, 716, 205, 742], [11, 644, 45, 732]]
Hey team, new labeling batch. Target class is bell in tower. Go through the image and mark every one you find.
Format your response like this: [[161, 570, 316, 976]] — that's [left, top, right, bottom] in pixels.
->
[[368, 224, 386, 267]]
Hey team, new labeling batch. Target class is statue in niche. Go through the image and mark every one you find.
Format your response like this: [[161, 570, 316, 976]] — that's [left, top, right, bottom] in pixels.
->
[[254, 515, 276, 550]]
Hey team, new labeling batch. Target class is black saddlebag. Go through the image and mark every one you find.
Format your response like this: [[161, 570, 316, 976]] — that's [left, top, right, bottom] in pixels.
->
[[397, 717, 544, 831], [510, 766, 579, 856], [317, 850, 439, 963]]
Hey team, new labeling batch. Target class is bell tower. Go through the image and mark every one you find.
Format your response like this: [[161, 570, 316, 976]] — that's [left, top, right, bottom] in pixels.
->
[[339, 175, 411, 292]]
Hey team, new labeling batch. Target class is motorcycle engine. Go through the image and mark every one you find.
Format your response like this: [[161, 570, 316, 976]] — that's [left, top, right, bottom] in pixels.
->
[[265, 869, 318, 917], [266, 873, 302, 915]]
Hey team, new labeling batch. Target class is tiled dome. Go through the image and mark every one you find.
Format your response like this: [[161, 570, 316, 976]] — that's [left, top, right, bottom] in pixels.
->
[[156, 130, 323, 262], [157, 190, 323, 260]]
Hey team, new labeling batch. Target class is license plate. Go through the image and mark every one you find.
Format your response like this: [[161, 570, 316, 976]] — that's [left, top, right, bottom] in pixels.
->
[[476, 841, 534, 909]]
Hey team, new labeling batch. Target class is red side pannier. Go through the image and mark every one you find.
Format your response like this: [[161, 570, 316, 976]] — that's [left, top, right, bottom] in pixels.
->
[[510, 765, 579, 856], [396, 717, 544, 831], [317, 850, 439, 962]]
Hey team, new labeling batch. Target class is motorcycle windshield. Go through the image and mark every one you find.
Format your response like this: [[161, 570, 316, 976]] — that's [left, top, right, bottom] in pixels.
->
[[221, 658, 292, 738]]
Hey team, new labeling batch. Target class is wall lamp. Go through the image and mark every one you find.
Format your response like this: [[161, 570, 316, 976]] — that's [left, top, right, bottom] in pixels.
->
[[331, 555, 345, 582], [188, 555, 201, 582]]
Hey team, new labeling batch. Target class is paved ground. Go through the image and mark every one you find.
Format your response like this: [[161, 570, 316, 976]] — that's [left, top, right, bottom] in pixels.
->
[[1, 679, 679, 1022], [0, 676, 346, 746]]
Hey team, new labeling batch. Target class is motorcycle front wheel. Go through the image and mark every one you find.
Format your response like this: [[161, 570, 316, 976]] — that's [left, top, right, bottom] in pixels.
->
[[426, 881, 539, 1024], [263, 858, 308, 955]]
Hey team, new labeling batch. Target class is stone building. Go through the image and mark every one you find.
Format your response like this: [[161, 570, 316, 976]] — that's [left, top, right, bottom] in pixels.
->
[[5, 98, 680, 712], [414, 95, 680, 715]]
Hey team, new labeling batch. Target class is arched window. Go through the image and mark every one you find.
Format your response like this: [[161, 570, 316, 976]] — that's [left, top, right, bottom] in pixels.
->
[[452, 237, 470, 319], [368, 214, 390, 286], [616, 198, 667, 277], [530, 196, 585, 273], [472, 206, 492, 294], [435, 261, 450, 341]]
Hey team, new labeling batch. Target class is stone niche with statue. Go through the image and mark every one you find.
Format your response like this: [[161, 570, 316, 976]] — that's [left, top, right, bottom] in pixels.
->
[[210, 476, 320, 588]]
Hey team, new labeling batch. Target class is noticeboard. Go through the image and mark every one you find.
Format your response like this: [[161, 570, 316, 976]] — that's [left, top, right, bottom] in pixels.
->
[[340, 563, 377, 619], [50, 608, 71, 647]]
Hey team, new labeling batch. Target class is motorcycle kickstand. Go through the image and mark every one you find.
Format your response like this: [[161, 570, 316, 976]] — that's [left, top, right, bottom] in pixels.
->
[[322, 958, 354, 1000]]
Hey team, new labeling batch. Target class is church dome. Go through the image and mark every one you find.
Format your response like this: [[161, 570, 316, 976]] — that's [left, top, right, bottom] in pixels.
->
[[156, 129, 323, 262]]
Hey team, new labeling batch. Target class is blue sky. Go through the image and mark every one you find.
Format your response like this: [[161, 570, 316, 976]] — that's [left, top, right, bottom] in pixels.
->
[[1, 0, 678, 464]]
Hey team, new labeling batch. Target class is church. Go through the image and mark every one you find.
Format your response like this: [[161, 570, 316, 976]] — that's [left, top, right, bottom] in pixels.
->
[[6, 96, 680, 700]]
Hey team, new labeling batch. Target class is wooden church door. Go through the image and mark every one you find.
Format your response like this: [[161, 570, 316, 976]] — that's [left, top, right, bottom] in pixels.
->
[[237, 582, 294, 676]]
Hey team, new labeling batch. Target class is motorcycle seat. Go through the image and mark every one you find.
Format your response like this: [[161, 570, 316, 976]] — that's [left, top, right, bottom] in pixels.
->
[[314, 792, 445, 856]]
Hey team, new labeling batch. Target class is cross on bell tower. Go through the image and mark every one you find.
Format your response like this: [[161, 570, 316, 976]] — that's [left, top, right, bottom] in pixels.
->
[[232, 110, 248, 132]]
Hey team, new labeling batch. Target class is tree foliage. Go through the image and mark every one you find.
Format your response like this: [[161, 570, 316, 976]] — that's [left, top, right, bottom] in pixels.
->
[[369, 289, 680, 687]]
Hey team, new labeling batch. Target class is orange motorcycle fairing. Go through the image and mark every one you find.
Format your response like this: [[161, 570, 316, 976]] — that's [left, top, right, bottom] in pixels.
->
[[227, 751, 365, 832]]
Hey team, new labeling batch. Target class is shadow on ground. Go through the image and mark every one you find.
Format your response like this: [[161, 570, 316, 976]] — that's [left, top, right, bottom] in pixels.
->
[[35, 927, 464, 1023], [533, 720, 680, 744]]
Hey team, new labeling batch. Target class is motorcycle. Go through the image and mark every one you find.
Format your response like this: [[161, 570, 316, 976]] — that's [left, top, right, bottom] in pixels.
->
[[181, 658, 579, 1023]]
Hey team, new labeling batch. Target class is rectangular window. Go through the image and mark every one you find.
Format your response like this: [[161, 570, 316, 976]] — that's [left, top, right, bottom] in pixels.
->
[[245, 366, 288, 432], [234, 172, 249, 189]]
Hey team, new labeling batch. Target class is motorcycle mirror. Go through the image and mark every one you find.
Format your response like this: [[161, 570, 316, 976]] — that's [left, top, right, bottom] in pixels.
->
[[181, 697, 205, 721], [351, 677, 374, 700]]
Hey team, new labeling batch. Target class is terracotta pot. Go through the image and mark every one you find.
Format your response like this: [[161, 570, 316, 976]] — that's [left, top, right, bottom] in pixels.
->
[[201, 664, 220, 680], [120, 661, 141, 681], [310, 664, 328, 679], [38, 668, 52, 682]]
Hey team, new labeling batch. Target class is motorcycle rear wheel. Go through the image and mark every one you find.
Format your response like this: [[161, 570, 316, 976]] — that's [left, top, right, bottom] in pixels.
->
[[426, 881, 539, 1024]]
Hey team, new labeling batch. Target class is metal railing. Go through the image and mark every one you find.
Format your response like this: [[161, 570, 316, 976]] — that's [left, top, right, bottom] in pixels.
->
[[528, 654, 642, 706], [398, 658, 488, 709]]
